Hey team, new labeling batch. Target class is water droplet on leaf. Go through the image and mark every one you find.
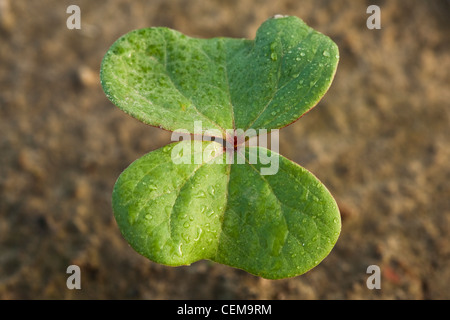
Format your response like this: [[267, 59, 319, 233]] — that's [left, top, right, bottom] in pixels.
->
[[194, 227, 202, 241], [197, 190, 206, 198], [270, 52, 277, 61], [181, 233, 190, 242]]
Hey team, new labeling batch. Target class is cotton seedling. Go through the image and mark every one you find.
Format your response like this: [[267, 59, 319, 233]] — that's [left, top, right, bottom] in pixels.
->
[[101, 15, 340, 279]]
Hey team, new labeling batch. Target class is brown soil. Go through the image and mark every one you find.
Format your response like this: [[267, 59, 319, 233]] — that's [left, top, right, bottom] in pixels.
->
[[1, 0, 449, 299]]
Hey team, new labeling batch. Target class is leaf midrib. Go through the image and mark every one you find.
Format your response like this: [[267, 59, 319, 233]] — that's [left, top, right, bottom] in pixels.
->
[[167, 145, 227, 240], [160, 34, 227, 134]]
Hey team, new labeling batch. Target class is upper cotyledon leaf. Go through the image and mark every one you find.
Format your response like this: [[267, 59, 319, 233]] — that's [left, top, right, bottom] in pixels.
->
[[100, 15, 339, 136], [112, 141, 341, 279]]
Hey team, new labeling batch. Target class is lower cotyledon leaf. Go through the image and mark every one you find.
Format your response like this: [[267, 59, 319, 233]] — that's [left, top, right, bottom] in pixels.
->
[[112, 141, 341, 279]]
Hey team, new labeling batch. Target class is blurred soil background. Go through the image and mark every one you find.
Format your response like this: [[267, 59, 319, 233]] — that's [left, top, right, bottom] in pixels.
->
[[0, 0, 449, 299]]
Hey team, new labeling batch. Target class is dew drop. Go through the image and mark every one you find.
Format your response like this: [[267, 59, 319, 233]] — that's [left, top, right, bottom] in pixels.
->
[[323, 50, 330, 57], [270, 52, 278, 61], [193, 227, 202, 241], [304, 189, 310, 200], [145, 214, 153, 221], [197, 190, 206, 198], [300, 52, 305, 57], [183, 221, 190, 228], [181, 233, 190, 242]]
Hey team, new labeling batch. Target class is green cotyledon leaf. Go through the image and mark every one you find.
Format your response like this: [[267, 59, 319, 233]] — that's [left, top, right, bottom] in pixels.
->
[[112, 141, 341, 279], [100, 16, 339, 136]]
